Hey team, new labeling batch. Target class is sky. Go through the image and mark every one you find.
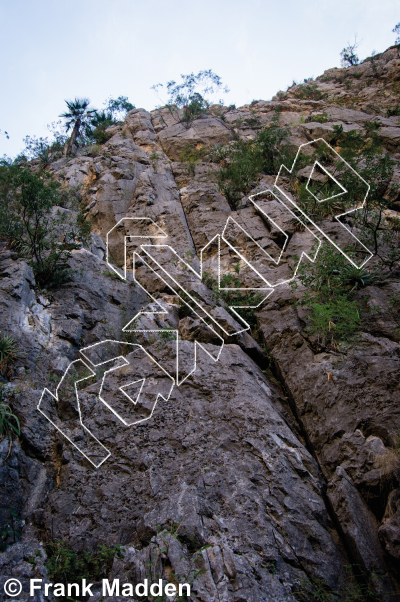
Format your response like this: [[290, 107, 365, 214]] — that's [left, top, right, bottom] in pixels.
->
[[0, 0, 399, 157]]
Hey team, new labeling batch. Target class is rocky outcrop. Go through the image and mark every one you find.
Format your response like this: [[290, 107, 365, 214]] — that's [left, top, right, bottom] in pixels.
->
[[327, 467, 395, 601], [1, 47, 400, 602], [279, 45, 400, 117]]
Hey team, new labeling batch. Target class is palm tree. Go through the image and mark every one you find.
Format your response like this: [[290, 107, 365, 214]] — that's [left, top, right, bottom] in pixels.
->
[[89, 110, 115, 144], [60, 98, 96, 156], [90, 110, 114, 129]]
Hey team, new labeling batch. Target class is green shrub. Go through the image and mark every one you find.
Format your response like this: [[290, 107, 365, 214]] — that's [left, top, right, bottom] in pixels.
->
[[213, 110, 292, 207], [334, 133, 398, 271], [340, 40, 360, 67], [256, 112, 292, 173], [387, 105, 400, 118], [0, 508, 21, 552], [88, 110, 115, 144], [312, 112, 329, 123], [292, 244, 373, 348], [22, 136, 55, 166], [307, 297, 361, 345], [152, 70, 229, 129], [215, 140, 263, 207], [0, 386, 20, 439], [91, 126, 113, 145], [292, 569, 382, 601], [59, 96, 134, 154], [102, 269, 124, 281], [159, 327, 176, 342], [0, 161, 90, 287], [179, 144, 208, 176], [203, 271, 264, 333], [103, 95, 135, 119], [244, 110, 261, 128], [388, 291, 400, 338], [392, 22, 400, 46], [291, 126, 399, 272], [45, 542, 124, 587], [0, 334, 24, 380], [296, 178, 347, 220], [292, 82, 328, 101], [22, 123, 68, 163]]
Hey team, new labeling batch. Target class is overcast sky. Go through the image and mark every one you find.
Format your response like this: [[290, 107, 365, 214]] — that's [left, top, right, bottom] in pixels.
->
[[0, 0, 398, 157]]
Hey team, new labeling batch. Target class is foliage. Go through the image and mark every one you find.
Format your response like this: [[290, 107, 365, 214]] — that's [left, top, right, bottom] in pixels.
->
[[213, 139, 262, 206], [152, 70, 229, 128], [47, 120, 69, 150], [85, 97, 135, 144], [292, 126, 399, 272], [0, 160, 90, 287], [179, 144, 208, 176], [256, 112, 292, 173], [393, 22, 400, 46], [387, 105, 400, 118], [102, 269, 124, 281], [159, 327, 176, 342], [307, 297, 361, 348], [22, 121, 68, 164], [274, 90, 287, 100], [23, 95, 134, 160], [89, 110, 115, 144], [45, 541, 124, 587], [311, 112, 329, 123], [0, 334, 24, 380], [0, 386, 20, 438], [0, 508, 21, 552], [146, 520, 209, 601], [177, 291, 195, 320], [103, 95, 135, 120], [293, 575, 340, 601], [339, 264, 380, 290], [340, 39, 360, 67], [292, 568, 382, 601], [388, 290, 400, 337], [1, 129, 9, 139], [202, 271, 264, 332], [61, 98, 93, 131], [292, 82, 327, 101], [243, 109, 261, 128], [212, 110, 292, 207], [22, 136, 53, 166], [60, 98, 97, 155], [58, 96, 135, 152], [336, 133, 398, 271], [292, 244, 373, 348]]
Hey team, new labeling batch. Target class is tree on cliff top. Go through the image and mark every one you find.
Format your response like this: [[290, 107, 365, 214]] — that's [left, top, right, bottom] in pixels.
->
[[393, 22, 400, 44], [393, 22, 400, 54], [340, 39, 360, 67], [60, 96, 135, 153], [60, 98, 96, 156], [103, 96, 135, 120], [152, 70, 229, 128]]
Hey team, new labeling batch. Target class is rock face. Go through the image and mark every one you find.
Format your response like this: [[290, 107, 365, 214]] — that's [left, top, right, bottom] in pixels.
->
[[278, 45, 400, 117], [1, 46, 400, 601]]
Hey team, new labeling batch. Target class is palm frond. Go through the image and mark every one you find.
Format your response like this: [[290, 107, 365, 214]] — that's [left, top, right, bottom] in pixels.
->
[[60, 98, 91, 119]]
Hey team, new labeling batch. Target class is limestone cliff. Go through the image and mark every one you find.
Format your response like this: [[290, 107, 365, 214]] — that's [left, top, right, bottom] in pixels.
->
[[1, 45, 400, 602]]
